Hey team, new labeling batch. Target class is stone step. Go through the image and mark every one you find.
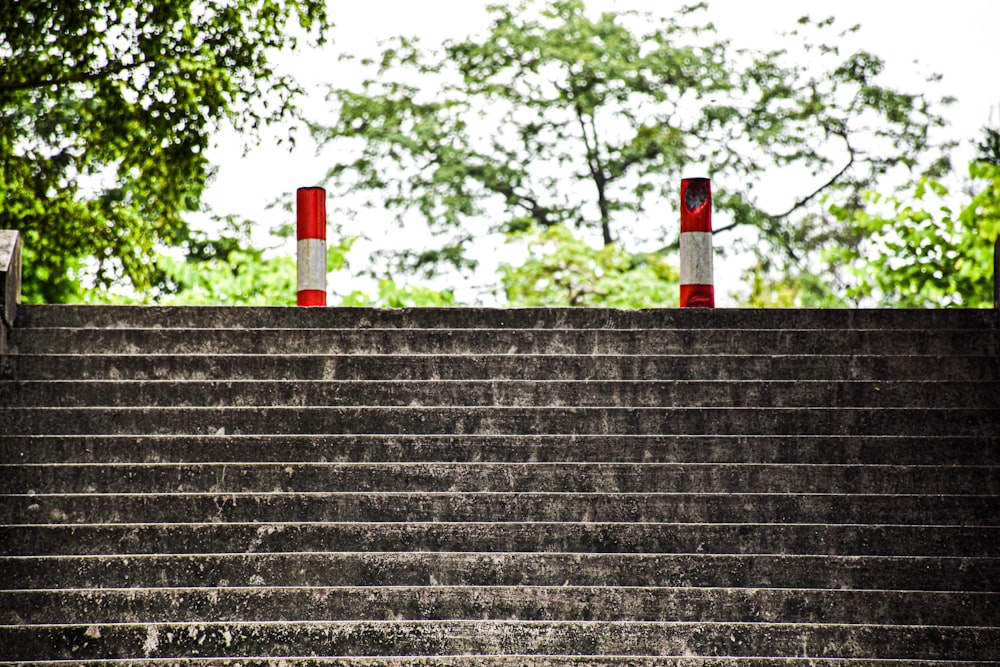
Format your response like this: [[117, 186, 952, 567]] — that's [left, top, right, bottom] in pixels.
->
[[5, 522, 995, 557], [4, 379, 994, 409], [6, 353, 997, 382], [1, 620, 997, 661], [5, 553, 996, 591], [10, 327, 996, 357], [3, 658, 990, 667], [4, 406, 995, 437], [4, 462, 996, 495], [4, 492, 996, 526], [4, 434, 995, 465], [18, 304, 997, 331], [5, 587, 997, 626]]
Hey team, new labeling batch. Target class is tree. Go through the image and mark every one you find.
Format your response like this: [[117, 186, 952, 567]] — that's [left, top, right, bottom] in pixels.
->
[[829, 127, 1000, 308], [312, 0, 950, 304], [0, 0, 330, 303], [150, 218, 352, 306], [501, 224, 678, 306], [148, 219, 453, 307]]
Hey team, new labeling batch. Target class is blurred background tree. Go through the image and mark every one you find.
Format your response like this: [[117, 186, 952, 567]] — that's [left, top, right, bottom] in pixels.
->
[[312, 0, 955, 307]]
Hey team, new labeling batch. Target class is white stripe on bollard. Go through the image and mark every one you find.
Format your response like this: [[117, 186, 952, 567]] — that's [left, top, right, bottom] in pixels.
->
[[296, 238, 327, 292], [680, 231, 713, 287]]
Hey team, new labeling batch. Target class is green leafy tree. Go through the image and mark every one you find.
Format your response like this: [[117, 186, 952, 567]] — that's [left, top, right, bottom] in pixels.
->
[[341, 279, 458, 308], [150, 219, 354, 306], [312, 0, 950, 304], [501, 224, 677, 306], [737, 261, 845, 308], [0, 0, 330, 302], [829, 127, 1000, 307], [148, 219, 450, 307]]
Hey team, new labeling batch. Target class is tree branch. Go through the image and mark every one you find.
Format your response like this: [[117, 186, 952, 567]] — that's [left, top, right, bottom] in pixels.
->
[[465, 163, 555, 226], [772, 130, 857, 220], [575, 103, 613, 245], [0, 59, 151, 94], [706, 130, 857, 258]]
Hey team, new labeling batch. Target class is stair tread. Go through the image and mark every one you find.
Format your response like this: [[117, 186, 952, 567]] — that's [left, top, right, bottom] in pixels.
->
[[2, 620, 998, 661], [11, 327, 995, 357], [18, 303, 998, 328], [6, 586, 998, 627], [4, 552, 996, 590], [5, 434, 995, 465], [6, 522, 996, 557]]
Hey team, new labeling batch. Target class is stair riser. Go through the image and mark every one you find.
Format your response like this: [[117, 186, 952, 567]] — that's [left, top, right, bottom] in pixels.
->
[[5, 407, 996, 437], [5, 524, 996, 557], [18, 305, 998, 331], [5, 463, 996, 495], [4, 380, 994, 409], [2, 658, 990, 667], [6, 553, 995, 591], [11, 328, 996, 357], [2, 621, 997, 661], [7, 354, 997, 382], [6, 588, 996, 626], [4, 435, 996, 465], [4, 493, 997, 526]]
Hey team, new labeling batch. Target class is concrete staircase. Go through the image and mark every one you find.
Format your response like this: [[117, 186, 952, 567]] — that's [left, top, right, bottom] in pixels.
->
[[1, 304, 998, 665]]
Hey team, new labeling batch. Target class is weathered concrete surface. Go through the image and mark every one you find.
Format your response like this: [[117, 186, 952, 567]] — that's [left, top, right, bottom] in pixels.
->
[[0, 230, 22, 354], [5, 659, 996, 667], [16, 303, 998, 330], [5, 587, 998, 625], [4, 491, 997, 526], [4, 405, 997, 437], [5, 552, 997, 591], [1, 305, 997, 663], [4, 522, 997, 557], [5, 461, 997, 495], [3, 379, 996, 408], [9, 325, 998, 356], [4, 352, 999, 382], [0, 230, 20, 327], [2, 620, 998, 661], [2, 434, 996, 465]]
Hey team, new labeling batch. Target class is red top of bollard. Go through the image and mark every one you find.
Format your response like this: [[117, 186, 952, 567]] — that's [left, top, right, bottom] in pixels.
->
[[296, 186, 327, 241], [680, 178, 712, 233]]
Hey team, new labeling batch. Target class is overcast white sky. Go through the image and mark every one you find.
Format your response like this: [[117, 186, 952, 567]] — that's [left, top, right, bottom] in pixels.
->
[[199, 0, 1000, 304]]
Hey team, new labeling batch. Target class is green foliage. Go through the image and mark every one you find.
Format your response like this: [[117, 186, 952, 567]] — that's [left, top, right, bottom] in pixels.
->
[[501, 224, 678, 307], [156, 250, 299, 306], [314, 0, 949, 300], [154, 221, 357, 306], [738, 260, 851, 308], [978, 127, 1000, 166], [75, 218, 354, 306], [828, 154, 999, 308], [341, 278, 457, 308], [0, 0, 330, 302]]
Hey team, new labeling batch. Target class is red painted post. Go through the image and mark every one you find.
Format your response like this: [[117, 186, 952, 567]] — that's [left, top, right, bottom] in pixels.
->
[[296, 186, 327, 307], [679, 177, 714, 308]]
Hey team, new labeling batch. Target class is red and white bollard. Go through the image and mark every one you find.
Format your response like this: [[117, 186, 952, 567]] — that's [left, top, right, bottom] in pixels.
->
[[679, 177, 714, 308], [296, 186, 327, 307]]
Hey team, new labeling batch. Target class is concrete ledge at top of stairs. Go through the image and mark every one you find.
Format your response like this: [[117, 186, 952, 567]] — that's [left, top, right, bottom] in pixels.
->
[[13, 303, 998, 331], [0, 230, 23, 354]]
